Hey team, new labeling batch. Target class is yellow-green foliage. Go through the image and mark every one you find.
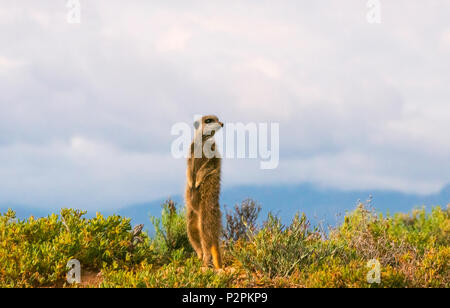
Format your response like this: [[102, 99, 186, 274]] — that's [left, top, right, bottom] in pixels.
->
[[228, 213, 336, 278], [150, 200, 194, 262], [0, 203, 449, 288], [100, 255, 236, 288], [0, 208, 154, 287]]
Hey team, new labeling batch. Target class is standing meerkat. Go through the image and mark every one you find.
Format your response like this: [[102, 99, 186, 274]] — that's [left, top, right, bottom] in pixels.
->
[[185, 115, 224, 269]]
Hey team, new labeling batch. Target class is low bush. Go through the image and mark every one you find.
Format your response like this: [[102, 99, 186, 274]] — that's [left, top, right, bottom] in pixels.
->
[[1, 200, 448, 288]]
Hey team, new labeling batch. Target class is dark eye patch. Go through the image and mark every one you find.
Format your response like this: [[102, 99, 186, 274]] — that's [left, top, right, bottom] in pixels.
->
[[205, 119, 212, 124]]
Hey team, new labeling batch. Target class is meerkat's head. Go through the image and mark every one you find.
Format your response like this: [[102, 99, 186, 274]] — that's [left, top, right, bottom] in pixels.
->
[[193, 115, 223, 140]]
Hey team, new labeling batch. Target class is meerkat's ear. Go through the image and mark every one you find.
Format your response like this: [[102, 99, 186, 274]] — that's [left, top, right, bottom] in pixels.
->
[[194, 121, 200, 129]]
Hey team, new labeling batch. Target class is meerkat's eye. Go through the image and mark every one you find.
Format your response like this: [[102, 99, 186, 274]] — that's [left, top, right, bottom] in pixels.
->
[[205, 119, 212, 124]]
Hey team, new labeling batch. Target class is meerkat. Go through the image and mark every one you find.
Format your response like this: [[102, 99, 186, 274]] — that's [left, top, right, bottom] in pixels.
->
[[185, 115, 224, 269]]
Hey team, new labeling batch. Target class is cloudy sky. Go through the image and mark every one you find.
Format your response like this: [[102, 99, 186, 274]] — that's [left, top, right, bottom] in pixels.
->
[[1, 1, 449, 210]]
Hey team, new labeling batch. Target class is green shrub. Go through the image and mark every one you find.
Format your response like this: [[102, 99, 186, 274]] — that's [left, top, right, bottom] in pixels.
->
[[1, 200, 448, 288], [332, 203, 409, 266], [149, 199, 193, 263], [101, 255, 236, 288], [0, 208, 154, 287], [389, 206, 450, 250], [229, 212, 332, 278]]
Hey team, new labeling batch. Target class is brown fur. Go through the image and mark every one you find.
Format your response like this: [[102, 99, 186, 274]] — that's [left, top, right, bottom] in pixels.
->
[[185, 115, 223, 269]]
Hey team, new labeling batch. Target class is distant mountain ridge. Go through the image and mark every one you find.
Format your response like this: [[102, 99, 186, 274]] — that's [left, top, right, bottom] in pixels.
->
[[3, 184, 448, 232]]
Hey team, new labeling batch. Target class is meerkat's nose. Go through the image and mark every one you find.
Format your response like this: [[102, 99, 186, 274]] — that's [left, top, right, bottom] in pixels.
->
[[220, 122, 224, 127]]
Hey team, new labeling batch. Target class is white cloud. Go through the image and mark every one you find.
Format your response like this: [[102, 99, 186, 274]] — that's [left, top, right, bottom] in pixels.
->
[[0, 56, 26, 72], [156, 26, 192, 52], [0, 137, 184, 209], [243, 57, 282, 80], [0, 1, 449, 209], [439, 28, 450, 51]]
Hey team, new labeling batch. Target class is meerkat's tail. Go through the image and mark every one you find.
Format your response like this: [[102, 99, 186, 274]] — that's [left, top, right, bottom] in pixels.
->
[[211, 244, 222, 269]]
